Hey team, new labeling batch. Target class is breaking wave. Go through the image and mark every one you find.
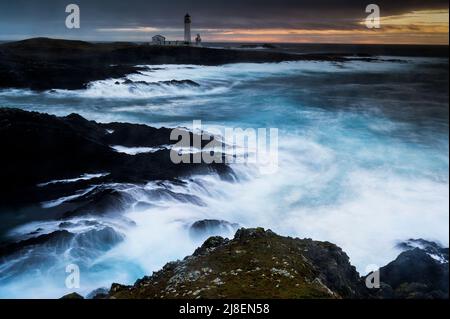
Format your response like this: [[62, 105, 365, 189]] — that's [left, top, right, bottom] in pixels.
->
[[0, 57, 448, 298]]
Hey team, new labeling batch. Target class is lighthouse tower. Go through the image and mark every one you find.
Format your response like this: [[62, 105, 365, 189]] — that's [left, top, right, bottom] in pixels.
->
[[184, 14, 191, 44]]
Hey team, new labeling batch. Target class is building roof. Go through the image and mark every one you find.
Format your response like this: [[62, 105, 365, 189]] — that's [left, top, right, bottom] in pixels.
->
[[152, 34, 166, 39]]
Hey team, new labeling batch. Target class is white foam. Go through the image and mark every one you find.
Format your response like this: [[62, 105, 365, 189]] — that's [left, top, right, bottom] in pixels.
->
[[111, 145, 165, 155], [41, 186, 98, 209], [0, 58, 448, 298], [33, 59, 418, 100], [428, 254, 448, 264], [108, 128, 449, 277], [37, 173, 109, 187]]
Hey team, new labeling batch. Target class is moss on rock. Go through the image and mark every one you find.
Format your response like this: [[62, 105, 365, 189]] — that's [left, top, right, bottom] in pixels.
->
[[108, 228, 365, 299]]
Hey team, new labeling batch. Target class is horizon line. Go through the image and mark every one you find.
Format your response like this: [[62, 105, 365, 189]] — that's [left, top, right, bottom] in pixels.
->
[[1, 37, 449, 46]]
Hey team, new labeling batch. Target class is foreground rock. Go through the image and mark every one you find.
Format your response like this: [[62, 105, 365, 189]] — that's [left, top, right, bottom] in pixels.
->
[[108, 228, 367, 299], [61, 292, 84, 300], [0, 38, 349, 91], [373, 239, 449, 299], [106, 229, 449, 299]]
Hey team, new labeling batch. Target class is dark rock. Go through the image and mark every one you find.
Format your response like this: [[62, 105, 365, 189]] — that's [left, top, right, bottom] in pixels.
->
[[59, 222, 76, 229], [106, 228, 366, 299], [59, 220, 101, 229], [60, 292, 84, 300], [298, 239, 367, 298], [193, 236, 229, 256], [27, 228, 44, 235], [397, 239, 448, 263], [0, 38, 347, 91], [119, 79, 200, 87], [0, 108, 234, 263], [162, 79, 200, 87], [189, 219, 239, 240], [234, 227, 276, 240], [372, 282, 395, 299], [0, 226, 124, 260], [0, 230, 75, 258], [377, 246, 448, 299], [110, 283, 129, 294], [101, 122, 176, 148], [91, 230, 449, 299], [366, 239, 449, 299], [61, 187, 135, 219], [86, 287, 109, 299], [0, 108, 232, 208]]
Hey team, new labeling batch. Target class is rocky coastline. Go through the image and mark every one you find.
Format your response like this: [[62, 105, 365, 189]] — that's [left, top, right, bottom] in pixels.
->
[[0, 108, 448, 299], [0, 38, 354, 91], [73, 228, 448, 299], [0, 108, 229, 259]]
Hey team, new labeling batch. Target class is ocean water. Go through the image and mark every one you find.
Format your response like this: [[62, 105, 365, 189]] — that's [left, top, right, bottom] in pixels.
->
[[0, 56, 448, 298]]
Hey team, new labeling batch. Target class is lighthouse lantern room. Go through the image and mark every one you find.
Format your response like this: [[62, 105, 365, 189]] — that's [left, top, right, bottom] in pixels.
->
[[184, 14, 192, 44]]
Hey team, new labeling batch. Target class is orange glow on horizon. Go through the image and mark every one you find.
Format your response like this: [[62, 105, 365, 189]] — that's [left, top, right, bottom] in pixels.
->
[[211, 9, 449, 44], [97, 9, 449, 45]]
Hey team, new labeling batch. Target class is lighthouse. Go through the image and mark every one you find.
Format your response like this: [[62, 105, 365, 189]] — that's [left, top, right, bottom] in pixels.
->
[[184, 14, 191, 44]]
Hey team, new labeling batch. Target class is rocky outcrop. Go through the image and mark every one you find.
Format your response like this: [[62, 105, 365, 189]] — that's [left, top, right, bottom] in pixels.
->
[[0, 108, 231, 208], [107, 228, 367, 299], [0, 226, 124, 261], [0, 230, 74, 258], [0, 38, 349, 91], [119, 79, 200, 87], [86, 288, 109, 299], [373, 239, 449, 299], [60, 292, 84, 299], [188, 219, 239, 240], [103, 229, 449, 299], [0, 108, 231, 260]]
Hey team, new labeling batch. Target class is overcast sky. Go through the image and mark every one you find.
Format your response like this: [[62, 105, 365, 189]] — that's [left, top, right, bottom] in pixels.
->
[[0, 0, 448, 44]]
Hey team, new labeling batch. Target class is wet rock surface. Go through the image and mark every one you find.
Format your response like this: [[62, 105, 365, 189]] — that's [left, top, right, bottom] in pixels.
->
[[189, 219, 239, 240], [0, 108, 231, 259], [119, 79, 200, 87], [0, 108, 231, 208], [0, 230, 75, 258], [105, 229, 449, 299], [0, 226, 124, 262], [60, 292, 84, 299], [107, 228, 367, 299], [0, 38, 349, 91], [372, 239, 449, 299]]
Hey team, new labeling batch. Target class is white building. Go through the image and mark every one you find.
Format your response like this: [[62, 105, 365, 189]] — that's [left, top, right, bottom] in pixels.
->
[[184, 14, 191, 44], [151, 14, 198, 46], [152, 34, 166, 45]]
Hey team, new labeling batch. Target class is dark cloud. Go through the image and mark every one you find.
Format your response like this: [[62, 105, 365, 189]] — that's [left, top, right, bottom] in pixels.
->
[[0, 0, 448, 40]]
